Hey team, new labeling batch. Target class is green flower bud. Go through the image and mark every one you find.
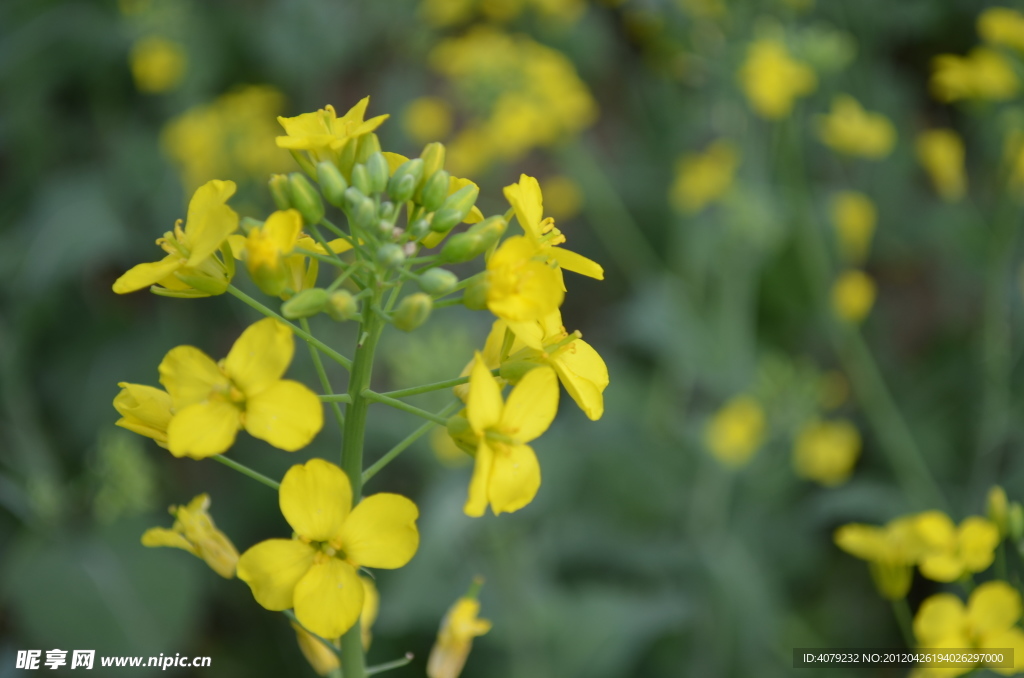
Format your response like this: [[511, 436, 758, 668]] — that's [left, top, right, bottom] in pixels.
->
[[326, 290, 359, 322], [269, 174, 292, 210], [418, 268, 458, 296], [989, 486, 1010, 538], [420, 142, 446, 184], [445, 414, 477, 453], [338, 137, 359, 178], [378, 201, 398, 223], [420, 170, 451, 212], [288, 173, 324, 225], [317, 161, 348, 208], [388, 158, 425, 203], [355, 133, 382, 164], [240, 216, 264, 234], [365, 152, 390, 195], [499, 360, 540, 383], [174, 271, 230, 296], [409, 217, 432, 240], [377, 243, 405, 269], [440, 232, 484, 263], [430, 183, 479, 233], [344, 187, 377, 234], [281, 288, 329, 319], [1010, 502, 1024, 542], [393, 293, 433, 331], [463, 276, 489, 310], [350, 164, 373, 196]]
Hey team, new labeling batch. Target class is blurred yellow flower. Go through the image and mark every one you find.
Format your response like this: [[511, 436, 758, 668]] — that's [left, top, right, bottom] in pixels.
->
[[835, 516, 929, 599], [792, 419, 860, 486], [1004, 130, 1024, 195], [421, 0, 585, 28], [141, 494, 238, 578], [913, 581, 1024, 677], [705, 395, 765, 467], [915, 511, 1000, 583], [403, 97, 455, 143], [463, 354, 558, 516], [427, 592, 492, 678], [830, 191, 876, 263], [540, 175, 584, 221], [916, 129, 967, 202], [432, 426, 470, 466], [669, 140, 740, 214], [831, 270, 876, 324], [276, 97, 389, 165], [157, 318, 323, 458], [988, 485, 1010, 538], [816, 96, 896, 159], [931, 48, 1019, 102], [486, 236, 565, 323], [292, 576, 379, 675], [162, 86, 292, 190], [237, 459, 419, 639], [978, 7, 1024, 52], [129, 36, 186, 94], [113, 383, 173, 447], [738, 39, 817, 120]]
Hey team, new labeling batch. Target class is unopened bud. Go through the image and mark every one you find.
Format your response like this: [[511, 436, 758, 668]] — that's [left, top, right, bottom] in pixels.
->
[[418, 268, 458, 296], [281, 288, 329, 319], [409, 217, 432, 240], [499, 360, 539, 383], [288, 173, 324, 225], [377, 243, 405, 269], [393, 293, 433, 331], [317, 162, 348, 208], [430, 183, 479, 233], [420, 142, 446, 184], [344, 187, 377, 234], [355, 133, 382, 164], [420, 170, 451, 212], [989, 486, 1010, 538], [365, 152, 390, 195], [442, 216, 506, 262], [463, 277, 489, 310], [269, 174, 292, 210], [350, 164, 372, 196], [326, 290, 359, 322], [388, 158, 424, 203]]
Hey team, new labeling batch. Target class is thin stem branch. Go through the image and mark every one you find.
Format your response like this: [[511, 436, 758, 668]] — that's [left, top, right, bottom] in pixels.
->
[[211, 455, 280, 491], [363, 400, 462, 483], [361, 389, 451, 425], [301, 318, 346, 431], [366, 654, 415, 676], [380, 377, 469, 399]]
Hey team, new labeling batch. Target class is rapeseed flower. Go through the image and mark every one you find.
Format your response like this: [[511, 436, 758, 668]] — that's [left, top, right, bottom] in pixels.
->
[[978, 7, 1024, 52], [915, 512, 1000, 583], [293, 576, 379, 675], [792, 419, 860, 486], [834, 515, 930, 599], [276, 97, 388, 165], [816, 96, 896, 159], [237, 459, 419, 639], [916, 129, 967, 202], [831, 270, 876, 324], [931, 48, 1019, 102], [157, 318, 323, 458], [669, 140, 740, 214], [704, 396, 765, 467], [830, 191, 876, 263], [988, 485, 1010, 538], [427, 589, 491, 678], [486, 236, 564, 323], [403, 97, 454, 143], [141, 494, 238, 578], [129, 36, 186, 94], [113, 383, 173, 447], [540, 176, 583, 221], [738, 39, 816, 119]]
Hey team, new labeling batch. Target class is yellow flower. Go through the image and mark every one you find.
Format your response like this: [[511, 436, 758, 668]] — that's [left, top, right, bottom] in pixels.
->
[[835, 515, 931, 600], [141, 494, 239, 578], [931, 48, 1019, 102], [792, 419, 860, 486], [427, 595, 492, 678], [916, 129, 967, 202], [831, 270, 876, 324], [129, 36, 186, 94], [915, 511, 1000, 582], [463, 354, 558, 516], [669, 140, 740, 214], [292, 576, 379, 676], [432, 427, 471, 467], [486, 236, 565, 323], [237, 459, 419, 639], [276, 97, 389, 164], [157, 318, 323, 458], [539, 176, 583, 221], [979, 7, 1024, 52], [913, 581, 1024, 677], [816, 96, 896, 159], [113, 383, 173, 447], [989, 485, 1010, 538], [504, 174, 604, 285], [830, 191, 876, 263], [403, 97, 455, 143], [738, 39, 817, 119], [113, 180, 239, 297], [705, 396, 765, 467]]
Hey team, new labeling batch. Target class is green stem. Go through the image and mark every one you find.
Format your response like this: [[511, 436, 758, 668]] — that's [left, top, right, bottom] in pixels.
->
[[366, 654, 415, 676], [282, 610, 342, 660], [891, 598, 914, 647], [301, 318, 346, 431], [320, 394, 354, 403], [227, 286, 352, 370], [294, 247, 346, 268], [211, 455, 279, 491], [363, 400, 462, 484], [433, 296, 465, 309], [380, 376, 469, 399], [361, 389, 450, 425]]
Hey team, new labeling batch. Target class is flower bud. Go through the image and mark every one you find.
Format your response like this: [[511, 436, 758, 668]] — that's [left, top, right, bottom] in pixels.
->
[[393, 293, 433, 331], [378, 201, 397, 221], [350, 164, 373, 196], [1010, 502, 1024, 542], [269, 174, 292, 210], [317, 161, 349, 208], [365, 152, 390, 195], [463, 277, 489, 310], [440, 232, 484, 263], [430, 184, 479, 233], [344, 187, 377, 234], [418, 268, 458, 296], [420, 170, 451, 212], [420, 142, 446, 184], [174, 271, 230, 296], [377, 243, 405, 269], [409, 217, 432, 240], [326, 290, 359, 322], [499, 360, 539, 383], [288, 173, 324, 226], [989, 486, 1010, 538], [355, 133, 382, 164], [445, 414, 477, 453], [281, 288, 329, 319], [388, 158, 425, 203], [338, 137, 358, 178]]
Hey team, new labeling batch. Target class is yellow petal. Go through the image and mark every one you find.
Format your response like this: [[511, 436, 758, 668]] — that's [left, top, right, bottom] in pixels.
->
[[959, 517, 1000, 572], [340, 493, 420, 569], [504, 174, 544, 238], [980, 627, 1024, 675], [293, 622, 340, 676], [166, 400, 240, 458], [488, 443, 541, 515], [968, 581, 1022, 638], [112, 254, 183, 294], [915, 511, 958, 549], [141, 527, 196, 554], [467, 353, 502, 433], [225, 318, 294, 396], [113, 382, 174, 443], [158, 345, 228, 410], [237, 538, 317, 611], [361, 576, 379, 650], [550, 247, 604, 280], [551, 338, 608, 421], [913, 593, 968, 646], [383, 152, 409, 173], [464, 441, 494, 518], [293, 557, 364, 639], [226, 234, 246, 260], [500, 366, 558, 442], [919, 553, 965, 583], [263, 209, 303, 253], [834, 524, 888, 562], [184, 180, 239, 267], [245, 379, 323, 451], [279, 459, 352, 542]]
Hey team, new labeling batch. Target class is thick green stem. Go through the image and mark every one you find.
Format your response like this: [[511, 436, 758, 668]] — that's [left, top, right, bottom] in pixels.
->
[[891, 598, 914, 647]]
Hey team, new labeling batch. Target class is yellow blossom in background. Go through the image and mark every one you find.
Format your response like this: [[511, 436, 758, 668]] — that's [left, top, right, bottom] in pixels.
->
[[831, 270, 876, 324], [293, 576, 379, 676], [113, 179, 238, 298], [792, 419, 860, 486], [156, 318, 323, 458], [113, 383, 173, 447], [669, 140, 740, 214], [816, 96, 896, 159], [427, 592, 492, 678], [118, 0, 151, 15], [141, 494, 239, 578], [540, 176, 584, 221], [162, 86, 291, 191], [421, 0, 585, 28], [915, 511, 1000, 582], [237, 460, 419, 639], [276, 97, 389, 165], [129, 36, 186, 94], [463, 354, 558, 516], [432, 427, 470, 466], [403, 96, 455, 144], [678, 0, 725, 20], [913, 581, 1024, 676], [830, 191, 876, 263], [978, 7, 1024, 52], [704, 395, 765, 467], [916, 129, 967, 202], [486, 236, 565, 323], [931, 48, 1019, 102], [988, 485, 1010, 538], [738, 38, 817, 120], [835, 516, 929, 600]]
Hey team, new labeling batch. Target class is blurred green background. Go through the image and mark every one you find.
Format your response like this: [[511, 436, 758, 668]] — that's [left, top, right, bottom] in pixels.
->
[[2, 0, 1024, 676]]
